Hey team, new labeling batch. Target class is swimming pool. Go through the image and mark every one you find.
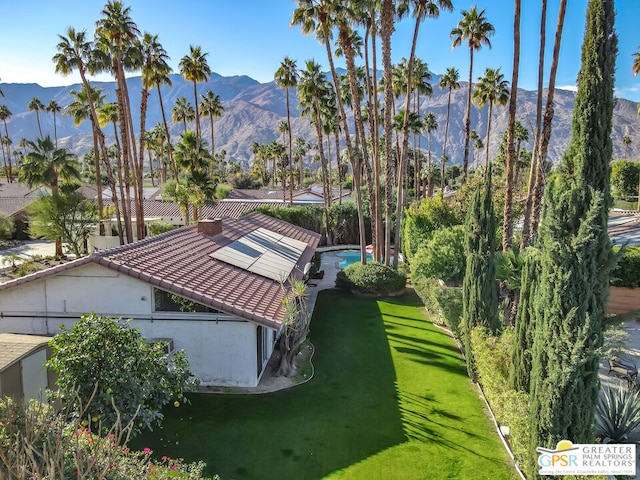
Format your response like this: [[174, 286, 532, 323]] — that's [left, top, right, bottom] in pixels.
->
[[336, 250, 373, 269]]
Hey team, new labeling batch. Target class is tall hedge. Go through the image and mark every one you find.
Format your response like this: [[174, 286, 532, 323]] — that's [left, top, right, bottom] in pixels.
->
[[526, 0, 617, 475]]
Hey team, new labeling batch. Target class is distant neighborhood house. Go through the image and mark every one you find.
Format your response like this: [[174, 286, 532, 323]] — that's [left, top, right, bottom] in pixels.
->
[[0, 212, 320, 387]]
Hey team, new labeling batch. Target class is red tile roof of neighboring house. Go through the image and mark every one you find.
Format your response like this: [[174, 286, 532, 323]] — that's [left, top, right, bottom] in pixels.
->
[[227, 189, 292, 200], [103, 199, 220, 220], [0, 212, 320, 329], [208, 200, 285, 218]]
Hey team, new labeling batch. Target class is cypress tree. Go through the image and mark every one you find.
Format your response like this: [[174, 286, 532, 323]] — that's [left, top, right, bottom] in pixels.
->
[[462, 167, 499, 374], [526, 0, 617, 476], [509, 247, 540, 393]]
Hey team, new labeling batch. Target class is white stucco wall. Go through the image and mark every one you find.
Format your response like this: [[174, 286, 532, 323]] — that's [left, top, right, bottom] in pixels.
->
[[0, 263, 276, 387]]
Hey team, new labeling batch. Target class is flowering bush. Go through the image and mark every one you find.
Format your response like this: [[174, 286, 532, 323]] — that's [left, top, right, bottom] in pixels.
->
[[0, 397, 214, 479]]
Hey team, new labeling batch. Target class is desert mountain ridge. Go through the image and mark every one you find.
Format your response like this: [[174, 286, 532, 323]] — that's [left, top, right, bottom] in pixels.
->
[[1, 71, 639, 168]]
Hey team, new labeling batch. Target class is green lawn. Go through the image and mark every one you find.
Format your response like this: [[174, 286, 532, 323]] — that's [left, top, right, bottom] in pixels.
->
[[133, 289, 516, 479]]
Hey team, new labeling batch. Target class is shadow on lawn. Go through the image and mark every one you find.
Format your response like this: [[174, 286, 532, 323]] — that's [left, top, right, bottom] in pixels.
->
[[133, 289, 406, 480]]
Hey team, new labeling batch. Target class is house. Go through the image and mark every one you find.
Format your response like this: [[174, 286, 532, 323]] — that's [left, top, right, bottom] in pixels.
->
[[0, 182, 50, 239], [0, 212, 320, 388], [227, 185, 352, 205], [0, 333, 56, 404]]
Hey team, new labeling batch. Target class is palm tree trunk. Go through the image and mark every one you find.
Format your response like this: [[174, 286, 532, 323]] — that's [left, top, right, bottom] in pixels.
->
[[530, 0, 567, 242], [427, 131, 434, 197], [137, 87, 150, 240], [462, 49, 474, 182], [156, 84, 176, 180], [286, 88, 294, 206], [442, 88, 452, 190], [53, 112, 58, 148], [502, 0, 521, 252], [381, 0, 395, 266], [484, 102, 493, 172]]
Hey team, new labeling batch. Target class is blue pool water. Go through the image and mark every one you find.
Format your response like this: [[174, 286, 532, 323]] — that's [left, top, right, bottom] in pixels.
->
[[336, 251, 373, 269]]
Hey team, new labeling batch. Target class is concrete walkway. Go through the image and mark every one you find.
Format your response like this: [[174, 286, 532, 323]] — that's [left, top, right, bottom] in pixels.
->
[[0, 240, 56, 267]]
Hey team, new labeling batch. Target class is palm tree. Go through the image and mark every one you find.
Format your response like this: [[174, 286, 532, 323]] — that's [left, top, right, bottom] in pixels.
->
[[27, 97, 45, 138], [54, 27, 109, 231], [297, 59, 333, 240], [21, 136, 81, 256], [274, 56, 299, 205], [200, 90, 224, 160], [472, 67, 509, 172], [179, 45, 211, 144], [0, 104, 13, 183], [293, 136, 310, 187], [136, 32, 169, 239], [95, 0, 141, 244], [292, 0, 365, 252], [469, 129, 479, 168], [1, 136, 12, 182], [46, 99, 62, 147], [174, 130, 212, 222], [148, 51, 175, 181], [439, 67, 460, 189], [502, 0, 521, 252], [451, 6, 495, 182], [277, 120, 291, 202], [623, 135, 632, 159], [423, 111, 438, 197], [172, 97, 195, 134]]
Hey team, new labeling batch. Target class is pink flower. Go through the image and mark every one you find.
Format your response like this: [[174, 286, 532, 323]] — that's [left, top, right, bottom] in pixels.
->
[[161, 455, 168, 462], [143, 447, 151, 455], [122, 448, 129, 455], [107, 434, 115, 440]]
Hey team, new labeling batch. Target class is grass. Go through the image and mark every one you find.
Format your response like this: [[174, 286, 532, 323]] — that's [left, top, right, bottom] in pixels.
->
[[133, 289, 516, 479]]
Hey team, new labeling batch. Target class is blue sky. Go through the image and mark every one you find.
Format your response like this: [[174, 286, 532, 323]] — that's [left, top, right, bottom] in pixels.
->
[[1, 0, 639, 101]]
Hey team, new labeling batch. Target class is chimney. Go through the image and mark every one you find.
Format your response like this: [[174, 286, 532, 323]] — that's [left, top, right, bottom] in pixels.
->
[[198, 218, 223, 236]]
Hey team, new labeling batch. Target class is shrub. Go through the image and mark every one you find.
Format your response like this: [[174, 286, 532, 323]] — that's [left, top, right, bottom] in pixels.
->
[[147, 221, 176, 236], [611, 246, 640, 288], [470, 327, 530, 464], [0, 397, 212, 479], [402, 192, 461, 265], [228, 172, 262, 189], [411, 225, 465, 284], [413, 277, 463, 333], [0, 213, 15, 240], [336, 261, 406, 295], [214, 183, 233, 199]]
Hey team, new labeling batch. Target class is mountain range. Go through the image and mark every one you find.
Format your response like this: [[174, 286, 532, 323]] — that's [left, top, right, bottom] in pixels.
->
[[1, 71, 639, 169]]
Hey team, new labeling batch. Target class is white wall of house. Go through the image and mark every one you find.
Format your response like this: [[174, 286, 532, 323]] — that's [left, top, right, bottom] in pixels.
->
[[0, 263, 276, 387]]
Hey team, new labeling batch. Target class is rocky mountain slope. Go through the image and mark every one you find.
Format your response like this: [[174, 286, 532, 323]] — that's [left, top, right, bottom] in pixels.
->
[[1, 72, 639, 168]]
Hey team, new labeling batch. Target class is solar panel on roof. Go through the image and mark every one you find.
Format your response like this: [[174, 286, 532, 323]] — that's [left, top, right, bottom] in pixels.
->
[[209, 227, 307, 281]]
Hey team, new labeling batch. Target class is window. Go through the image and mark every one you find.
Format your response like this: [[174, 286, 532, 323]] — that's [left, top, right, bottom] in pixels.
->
[[153, 288, 220, 313]]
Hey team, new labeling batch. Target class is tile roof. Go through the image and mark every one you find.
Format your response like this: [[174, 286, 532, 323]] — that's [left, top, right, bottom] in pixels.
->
[[103, 199, 220, 220], [0, 333, 51, 372], [208, 200, 285, 218], [0, 212, 320, 330], [0, 197, 36, 216], [227, 189, 293, 200]]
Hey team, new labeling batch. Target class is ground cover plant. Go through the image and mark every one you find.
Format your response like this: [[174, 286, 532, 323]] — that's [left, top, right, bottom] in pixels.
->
[[134, 290, 516, 479]]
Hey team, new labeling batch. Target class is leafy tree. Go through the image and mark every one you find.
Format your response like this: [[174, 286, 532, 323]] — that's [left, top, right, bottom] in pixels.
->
[[610, 159, 639, 200], [0, 212, 14, 240], [526, 0, 617, 474], [411, 225, 466, 284], [27, 193, 98, 258], [462, 167, 499, 374], [47, 313, 198, 435]]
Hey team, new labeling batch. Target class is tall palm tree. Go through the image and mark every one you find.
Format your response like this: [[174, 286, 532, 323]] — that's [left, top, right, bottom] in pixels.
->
[[172, 97, 195, 134], [451, 6, 495, 182], [293, 136, 310, 187], [291, 0, 365, 252], [95, 0, 140, 244], [502, 0, 521, 252], [472, 67, 510, 172], [54, 27, 109, 231], [179, 45, 211, 144], [0, 104, 13, 183], [439, 67, 460, 190], [174, 130, 212, 223], [278, 120, 290, 202], [523, 0, 567, 245], [46, 99, 62, 147], [423, 111, 438, 197], [21, 136, 81, 256], [200, 90, 224, 159], [148, 53, 175, 181], [27, 97, 45, 138], [393, 0, 452, 268], [274, 56, 299, 205], [623, 136, 632, 159], [297, 59, 333, 240], [1, 136, 11, 182]]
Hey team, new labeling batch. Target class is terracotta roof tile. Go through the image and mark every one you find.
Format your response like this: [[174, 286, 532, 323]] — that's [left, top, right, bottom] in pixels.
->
[[0, 212, 320, 330]]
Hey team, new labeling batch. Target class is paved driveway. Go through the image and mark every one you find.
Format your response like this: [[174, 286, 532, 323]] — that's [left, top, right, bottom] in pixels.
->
[[0, 240, 56, 267]]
